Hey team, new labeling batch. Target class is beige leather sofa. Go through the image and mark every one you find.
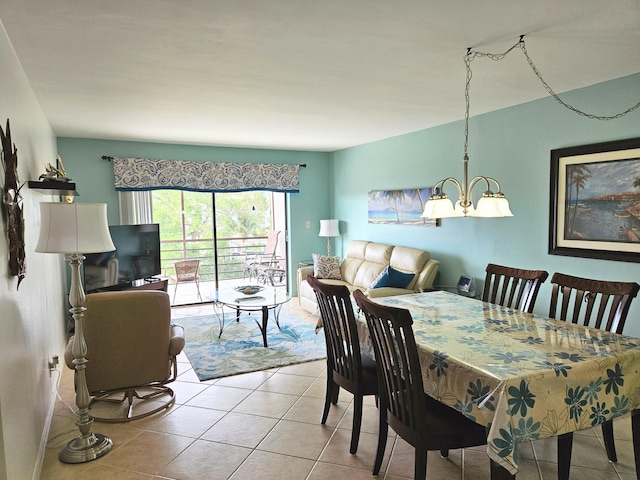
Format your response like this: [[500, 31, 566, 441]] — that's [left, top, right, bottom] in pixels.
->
[[297, 240, 440, 315]]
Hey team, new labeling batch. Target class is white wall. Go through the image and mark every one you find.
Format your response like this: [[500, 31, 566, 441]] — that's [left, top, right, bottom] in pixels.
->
[[0, 21, 67, 480]]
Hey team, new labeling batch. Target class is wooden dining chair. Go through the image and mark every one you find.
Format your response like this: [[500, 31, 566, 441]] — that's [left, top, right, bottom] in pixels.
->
[[353, 289, 488, 479], [482, 263, 549, 313], [549, 272, 640, 480], [307, 275, 378, 454]]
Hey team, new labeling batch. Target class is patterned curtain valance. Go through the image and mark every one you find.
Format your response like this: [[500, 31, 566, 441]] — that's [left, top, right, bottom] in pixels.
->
[[112, 157, 301, 193]]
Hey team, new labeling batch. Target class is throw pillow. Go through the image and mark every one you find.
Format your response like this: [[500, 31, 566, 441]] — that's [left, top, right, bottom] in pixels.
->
[[312, 253, 342, 280], [371, 265, 415, 289]]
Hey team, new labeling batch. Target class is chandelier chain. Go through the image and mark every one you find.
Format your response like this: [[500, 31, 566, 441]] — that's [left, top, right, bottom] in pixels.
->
[[464, 38, 640, 129]]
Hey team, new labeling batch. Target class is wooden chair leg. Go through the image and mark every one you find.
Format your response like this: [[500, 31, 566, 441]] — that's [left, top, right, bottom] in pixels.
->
[[490, 459, 516, 480], [321, 376, 333, 424], [414, 449, 427, 480], [632, 409, 640, 480], [557, 432, 573, 480], [331, 383, 339, 404], [601, 419, 617, 462], [372, 406, 388, 475], [350, 394, 363, 454]]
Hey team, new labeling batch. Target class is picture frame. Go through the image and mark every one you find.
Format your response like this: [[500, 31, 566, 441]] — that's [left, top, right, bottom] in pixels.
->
[[549, 137, 640, 263], [368, 187, 440, 227]]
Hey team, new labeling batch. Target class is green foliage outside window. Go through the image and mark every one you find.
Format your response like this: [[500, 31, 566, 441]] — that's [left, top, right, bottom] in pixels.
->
[[151, 190, 276, 281]]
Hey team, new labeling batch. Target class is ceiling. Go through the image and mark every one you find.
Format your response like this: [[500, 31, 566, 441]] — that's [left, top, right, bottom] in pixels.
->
[[1, 1, 639, 152]]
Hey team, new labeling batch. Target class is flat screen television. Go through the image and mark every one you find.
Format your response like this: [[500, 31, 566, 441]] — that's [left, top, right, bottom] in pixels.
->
[[83, 223, 161, 293]]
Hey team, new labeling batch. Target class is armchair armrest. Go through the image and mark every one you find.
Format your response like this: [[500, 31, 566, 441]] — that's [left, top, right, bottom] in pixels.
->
[[297, 265, 314, 282], [297, 265, 315, 297], [169, 323, 185, 356]]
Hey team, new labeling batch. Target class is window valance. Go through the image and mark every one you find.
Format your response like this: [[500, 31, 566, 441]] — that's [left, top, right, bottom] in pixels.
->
[[112, 157, 301, 193]]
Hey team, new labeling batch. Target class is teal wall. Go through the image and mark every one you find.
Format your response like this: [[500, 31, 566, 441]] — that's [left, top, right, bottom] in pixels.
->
[[56, 138, 332, 287], [332, 73, 640, 336], [57, 74, 640, 336]]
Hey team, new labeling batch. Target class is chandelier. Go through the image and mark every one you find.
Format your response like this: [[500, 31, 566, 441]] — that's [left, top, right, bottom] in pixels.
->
[[422, 36, 640, 219]]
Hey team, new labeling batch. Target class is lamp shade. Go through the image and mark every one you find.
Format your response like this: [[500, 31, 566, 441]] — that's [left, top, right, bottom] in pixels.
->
[[36, 202, 115, 254], [319, 219, 340, 237], [472, 196, 502, 217], [422, 198, 458, 219]]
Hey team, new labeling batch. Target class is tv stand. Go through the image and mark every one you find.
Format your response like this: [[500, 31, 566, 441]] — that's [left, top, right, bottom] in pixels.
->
[[131, 278, 168, 292], [88, 278, 168, 294]]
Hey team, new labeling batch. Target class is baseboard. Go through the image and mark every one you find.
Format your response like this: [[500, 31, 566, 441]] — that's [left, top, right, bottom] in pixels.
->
[[33, 367, 62, 480]]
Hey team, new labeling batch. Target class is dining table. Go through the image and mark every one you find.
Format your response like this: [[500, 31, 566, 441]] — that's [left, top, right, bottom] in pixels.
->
[[359, 290, 640, 478]]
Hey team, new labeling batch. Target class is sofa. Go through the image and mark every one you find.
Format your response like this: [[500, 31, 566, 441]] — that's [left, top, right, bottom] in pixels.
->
[[297, 240, 440, 315]]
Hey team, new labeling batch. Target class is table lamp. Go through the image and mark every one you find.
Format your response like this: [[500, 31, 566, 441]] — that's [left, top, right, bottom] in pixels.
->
[[36, 202, 115, 463], [319, 219, 340, 256]]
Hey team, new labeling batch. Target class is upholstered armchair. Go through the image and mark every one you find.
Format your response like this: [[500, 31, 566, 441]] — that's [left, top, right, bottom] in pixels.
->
[[64, 290, 185, 422]]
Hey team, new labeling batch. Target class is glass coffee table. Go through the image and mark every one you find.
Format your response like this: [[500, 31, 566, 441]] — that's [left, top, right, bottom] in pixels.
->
[[213, 286, 292, 347]]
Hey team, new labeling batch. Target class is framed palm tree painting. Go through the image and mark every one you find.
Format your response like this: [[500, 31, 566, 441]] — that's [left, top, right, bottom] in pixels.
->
[[368, 187, 439, 227], [549, 137, 640, 262]]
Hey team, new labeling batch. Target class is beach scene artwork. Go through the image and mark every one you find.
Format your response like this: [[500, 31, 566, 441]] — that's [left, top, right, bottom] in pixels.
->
[[368, 187, 438, 227], [564, 157, 640, 243]]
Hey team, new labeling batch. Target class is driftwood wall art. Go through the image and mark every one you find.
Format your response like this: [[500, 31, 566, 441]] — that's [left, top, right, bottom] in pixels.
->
[[1, 119, 26, 288]]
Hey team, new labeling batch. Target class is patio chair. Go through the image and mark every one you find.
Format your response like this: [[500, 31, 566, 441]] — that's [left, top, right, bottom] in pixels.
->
[[243, 231, 284, 285], [170, 259, 202, 304]]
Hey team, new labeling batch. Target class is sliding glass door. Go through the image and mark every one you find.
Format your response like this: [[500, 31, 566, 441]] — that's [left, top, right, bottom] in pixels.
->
[[151, 190, 287, 305]]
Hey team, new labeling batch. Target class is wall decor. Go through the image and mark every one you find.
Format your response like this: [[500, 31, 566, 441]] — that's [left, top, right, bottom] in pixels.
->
[[368, 187, 439, 227], [1, 119, 26, 287], [549, 137, 640, 263]]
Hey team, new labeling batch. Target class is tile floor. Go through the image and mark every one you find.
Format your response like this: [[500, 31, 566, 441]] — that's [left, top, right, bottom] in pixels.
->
[[41, 300, 637, 479]]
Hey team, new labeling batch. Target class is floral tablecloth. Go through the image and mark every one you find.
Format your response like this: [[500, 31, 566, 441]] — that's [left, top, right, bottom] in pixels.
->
[[363, 290, 640, 474]]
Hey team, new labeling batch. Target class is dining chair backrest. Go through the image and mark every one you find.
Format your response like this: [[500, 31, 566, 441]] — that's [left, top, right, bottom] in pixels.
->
[[482, 263, 549, 313], [549, 272, 640, 333], [549, 272, 640, 480], [353, 289, 427, 443], [307, 275, 364, 390]]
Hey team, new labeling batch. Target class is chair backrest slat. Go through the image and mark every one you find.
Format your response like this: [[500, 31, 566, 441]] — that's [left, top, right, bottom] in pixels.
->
[[483, 263, 549, 313], [549, 272, 640, 334]]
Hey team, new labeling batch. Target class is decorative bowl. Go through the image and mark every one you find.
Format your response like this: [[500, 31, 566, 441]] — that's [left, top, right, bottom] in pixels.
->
[[234, 285, 264, 295]]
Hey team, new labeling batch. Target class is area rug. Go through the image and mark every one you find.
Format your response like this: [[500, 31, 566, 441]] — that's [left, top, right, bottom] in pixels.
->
[[179, 308, 326, 381]]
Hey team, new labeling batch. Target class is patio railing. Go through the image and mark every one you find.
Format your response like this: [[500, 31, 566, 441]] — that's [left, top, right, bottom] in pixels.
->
[[160, 235, 283, 284]]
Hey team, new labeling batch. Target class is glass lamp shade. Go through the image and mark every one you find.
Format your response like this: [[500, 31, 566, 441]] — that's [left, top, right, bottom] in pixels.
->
[[472, 194, 514, 218], [36, 202, 115, 254], [319, 219, 340, 237], [422, 197, 458, 218], [496, 196, 514, 217]]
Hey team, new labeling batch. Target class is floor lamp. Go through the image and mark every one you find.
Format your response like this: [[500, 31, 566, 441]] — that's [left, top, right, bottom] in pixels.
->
[[36, 202, 115, 463], [319, 219, 340, 256]]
